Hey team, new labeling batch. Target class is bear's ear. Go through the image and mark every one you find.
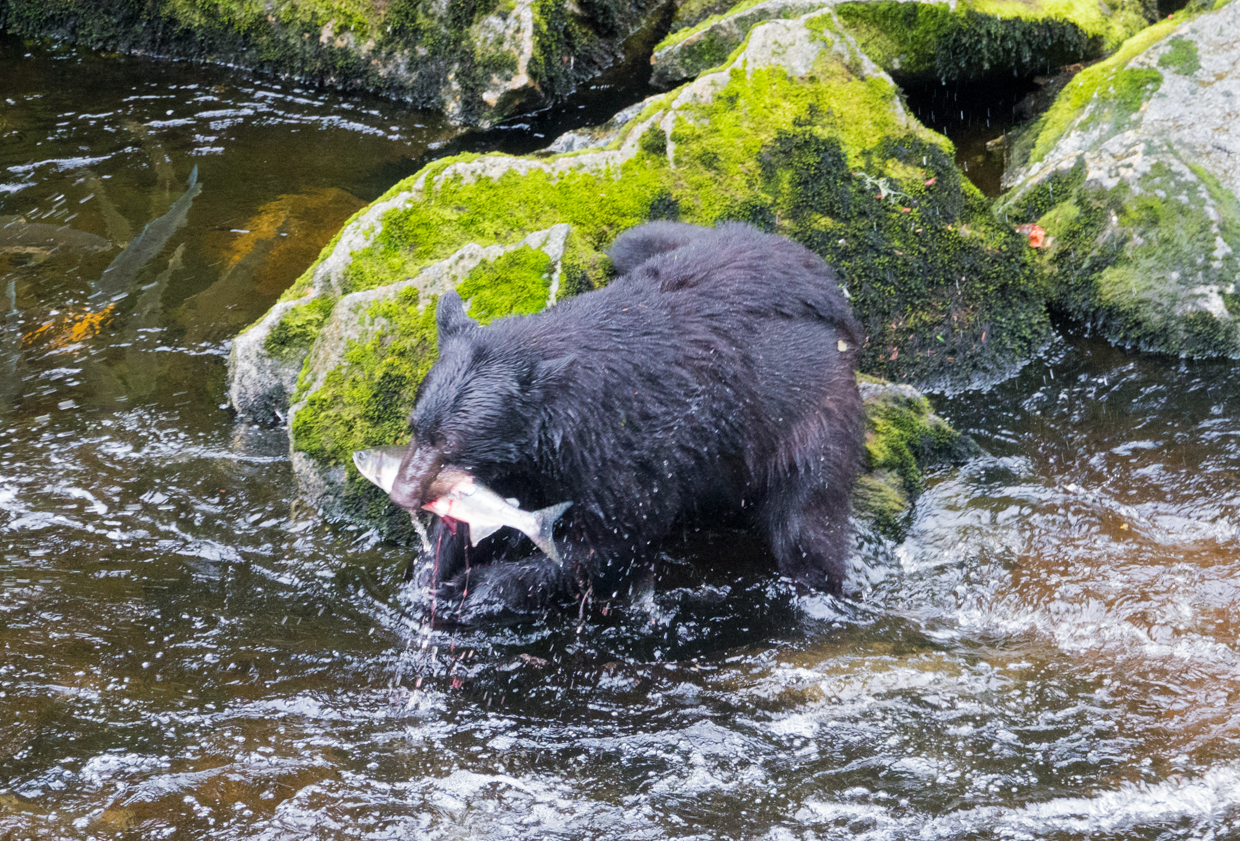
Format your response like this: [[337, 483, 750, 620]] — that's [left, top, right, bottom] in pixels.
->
[[436, 291, 478, 339]]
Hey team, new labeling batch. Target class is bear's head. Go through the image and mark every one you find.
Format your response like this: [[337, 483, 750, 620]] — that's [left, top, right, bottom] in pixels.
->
[[387, 291, 568, 511]]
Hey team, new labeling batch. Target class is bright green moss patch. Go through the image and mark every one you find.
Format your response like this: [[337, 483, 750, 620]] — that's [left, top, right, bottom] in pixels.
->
[[971, 0, 1148, 50], [457, 245, 553, 323], [340, 158, 673, 295], [1158, 37, 1201, 75], [291, 286, 437, 471], [264, 295, 336, 360]]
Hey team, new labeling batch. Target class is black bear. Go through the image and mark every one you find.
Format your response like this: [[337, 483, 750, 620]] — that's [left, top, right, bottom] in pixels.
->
[[389, 221, 863, 624]]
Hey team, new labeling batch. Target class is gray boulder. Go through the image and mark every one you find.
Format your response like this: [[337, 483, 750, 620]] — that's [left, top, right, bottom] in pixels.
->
[[1000, 3, 1240, 357]]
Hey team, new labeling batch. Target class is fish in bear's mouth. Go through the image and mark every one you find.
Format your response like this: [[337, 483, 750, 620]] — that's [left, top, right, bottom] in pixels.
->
[[352, 445, 572, 564]]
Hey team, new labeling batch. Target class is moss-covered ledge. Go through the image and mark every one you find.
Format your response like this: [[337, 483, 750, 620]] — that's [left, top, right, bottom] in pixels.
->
[[228, 5, 1046, 522], [0, 0, 661, 125], [999, 0, 1240, 358], [651, 0, 1153, 90]]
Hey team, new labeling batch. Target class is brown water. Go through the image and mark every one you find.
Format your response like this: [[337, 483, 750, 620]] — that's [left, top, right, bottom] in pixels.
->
[[6, 36, 1240, 841]]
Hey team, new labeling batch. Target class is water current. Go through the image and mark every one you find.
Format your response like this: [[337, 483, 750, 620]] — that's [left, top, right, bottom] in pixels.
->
[[4, 35, 1240, 841]]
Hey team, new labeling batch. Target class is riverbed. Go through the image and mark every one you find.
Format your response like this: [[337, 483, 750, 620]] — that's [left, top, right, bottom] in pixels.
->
[[4, 36, 1240, 841]]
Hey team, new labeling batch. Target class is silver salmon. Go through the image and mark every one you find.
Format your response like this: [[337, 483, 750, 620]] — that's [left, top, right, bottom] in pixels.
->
[[423, 475, 571, 565], [352, 445, 436, 553], [352, 446, 571, 563]]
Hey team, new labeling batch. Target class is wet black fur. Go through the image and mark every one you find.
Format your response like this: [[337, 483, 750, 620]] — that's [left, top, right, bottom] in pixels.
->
[[396, 221, 863, 625]]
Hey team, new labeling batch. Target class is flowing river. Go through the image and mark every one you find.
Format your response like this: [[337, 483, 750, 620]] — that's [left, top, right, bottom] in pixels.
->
[[4, 35, 1240, 841]]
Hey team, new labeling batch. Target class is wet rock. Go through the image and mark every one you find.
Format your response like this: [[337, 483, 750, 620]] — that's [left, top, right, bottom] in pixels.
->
[[651, 0, 826, 89], [853, 378, 978, 538], [1000, 2, 1240, 358], [651, 0, 1152, 91], [546, 99, 653, 152], [0, 0, 662, 127], [229, 5, 1044, 522]]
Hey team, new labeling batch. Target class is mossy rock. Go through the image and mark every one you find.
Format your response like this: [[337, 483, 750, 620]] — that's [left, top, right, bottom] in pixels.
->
[[999, 0, 1240, 358], [0, 0, 661, 126], [652, 0, 1154, 90], [228, 6, 1046, 522], [852, 378, 979, 537]]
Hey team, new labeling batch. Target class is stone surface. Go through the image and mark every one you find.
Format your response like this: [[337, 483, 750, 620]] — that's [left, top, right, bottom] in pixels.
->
[[1000, 1, 1240, 357]]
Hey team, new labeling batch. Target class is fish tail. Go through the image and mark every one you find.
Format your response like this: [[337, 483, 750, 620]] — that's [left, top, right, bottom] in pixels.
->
[[532, 501, 572, 564]]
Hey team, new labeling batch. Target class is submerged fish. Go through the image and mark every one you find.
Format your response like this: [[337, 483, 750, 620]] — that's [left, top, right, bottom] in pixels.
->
[[92, 165, 201, 303], [0, 216, 110, 254], [352, 445, 571, 563]]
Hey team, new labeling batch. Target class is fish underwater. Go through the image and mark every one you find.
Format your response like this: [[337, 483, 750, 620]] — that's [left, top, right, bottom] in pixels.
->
[[91, 165, 201, 304], [352, 445, 571, 564], [0, 216, 110, 257]]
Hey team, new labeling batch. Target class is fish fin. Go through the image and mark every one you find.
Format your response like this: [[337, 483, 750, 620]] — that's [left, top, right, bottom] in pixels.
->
[[469, 521, 501, 546], [531, 501, 572, 564], [505, 497, 520, 506]]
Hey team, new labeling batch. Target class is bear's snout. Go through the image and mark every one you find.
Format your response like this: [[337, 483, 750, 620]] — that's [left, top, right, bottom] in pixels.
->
[[389, 444, 447, 512]]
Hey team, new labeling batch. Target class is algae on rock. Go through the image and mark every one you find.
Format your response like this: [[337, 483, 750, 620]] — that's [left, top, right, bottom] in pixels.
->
[[651, 0, 1153, 90], [0, 0, 660, 126], [1000, 0, 1240, 358], [229, 6, 1044, 522], [853, 378, 978, 538]]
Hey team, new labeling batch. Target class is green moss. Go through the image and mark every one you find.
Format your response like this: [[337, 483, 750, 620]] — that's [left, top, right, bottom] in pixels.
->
[[264, 295, 336, 360], [341, 155, 673, 295], [851, 471, 910, 537], [654, 0, 765, 52], [835, 1, 1099, 84], [558, 227, 615, 296], [1003, 157, 1240, 357], [1025, 17, 1182, 165], [291, 286, 437, 469], [638, 124, 668, 157], [864, 388, 974, 494], [970, 0, 1148, 51], [456, 245, 553, 323], [1158, 36, 1201, 74], [666, 0, 747, 35], [853, 384, 978, 537]]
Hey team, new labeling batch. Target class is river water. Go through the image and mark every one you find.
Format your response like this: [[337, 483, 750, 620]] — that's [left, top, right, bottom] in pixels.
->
[[4, 36, 1240, 841]]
